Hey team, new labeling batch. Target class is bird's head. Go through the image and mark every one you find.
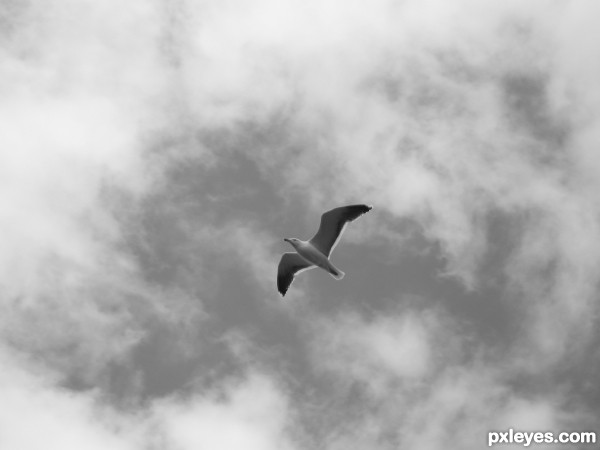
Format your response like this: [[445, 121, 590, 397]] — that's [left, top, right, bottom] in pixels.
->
[[284, 238, 301, 248]]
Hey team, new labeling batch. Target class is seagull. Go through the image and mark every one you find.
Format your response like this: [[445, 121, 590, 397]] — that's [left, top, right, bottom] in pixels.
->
[[277, 204, 372, 296]]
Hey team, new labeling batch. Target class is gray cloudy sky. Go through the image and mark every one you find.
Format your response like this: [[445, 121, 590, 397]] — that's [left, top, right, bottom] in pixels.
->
[[2, 0, 600, 449]]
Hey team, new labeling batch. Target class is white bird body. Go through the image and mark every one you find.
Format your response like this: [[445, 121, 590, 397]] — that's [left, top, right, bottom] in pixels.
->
[[277, 204, 372, 296], [283, 239, 344, 279]]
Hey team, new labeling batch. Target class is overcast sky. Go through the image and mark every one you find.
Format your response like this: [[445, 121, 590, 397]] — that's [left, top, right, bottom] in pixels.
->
[[2, 1, 600, 449]]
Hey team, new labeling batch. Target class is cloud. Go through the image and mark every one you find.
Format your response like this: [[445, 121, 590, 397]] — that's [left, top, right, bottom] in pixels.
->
[[173, 0, 600, 394], [156, 372, 298, 450], [0, 341, 297, 450], [3, 0, 600, 449], [196, 0, 600, 365], [0, 4, 201, 394], [0, 345, 143, 450], [310, 307, 438, 394], [304, 302, 590, 450]]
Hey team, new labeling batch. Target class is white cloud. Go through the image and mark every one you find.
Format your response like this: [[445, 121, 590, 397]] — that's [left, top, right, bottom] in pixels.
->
[[308, 304, 585, 450], [0, 344, 297, 450], [0, 345, 143, 450], [310, 308, 438, 396], [0, 0, 209, 407], [196, 0, 600, 370], [3, 0, 600, 449], [156, 373, 297, 450]]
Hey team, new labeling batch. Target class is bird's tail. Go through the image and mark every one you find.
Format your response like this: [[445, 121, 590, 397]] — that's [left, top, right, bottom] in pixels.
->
[[329, 266, 345, 280]]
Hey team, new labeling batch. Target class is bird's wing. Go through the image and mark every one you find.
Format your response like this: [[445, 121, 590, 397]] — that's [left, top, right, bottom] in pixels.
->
[[309, 204, 372, 256], [277, 253, 315, 296]]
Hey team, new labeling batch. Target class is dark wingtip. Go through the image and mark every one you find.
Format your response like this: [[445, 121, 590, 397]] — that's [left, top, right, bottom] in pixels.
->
[[277, 279, 288, 297]]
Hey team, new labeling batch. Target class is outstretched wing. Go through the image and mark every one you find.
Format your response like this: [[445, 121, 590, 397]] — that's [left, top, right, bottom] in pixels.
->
[[277, 253, 315, 296], [309, 204, 372, 256]]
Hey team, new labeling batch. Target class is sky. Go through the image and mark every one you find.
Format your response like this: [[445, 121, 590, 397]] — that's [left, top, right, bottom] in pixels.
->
[[1, 0, 600, 449]]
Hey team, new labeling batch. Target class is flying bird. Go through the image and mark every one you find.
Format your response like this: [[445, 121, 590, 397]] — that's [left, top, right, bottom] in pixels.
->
[[277, 204, 372, 296]]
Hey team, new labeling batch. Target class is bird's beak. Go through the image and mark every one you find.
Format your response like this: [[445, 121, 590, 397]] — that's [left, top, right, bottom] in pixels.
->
[[283, 238, 290, 243]]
